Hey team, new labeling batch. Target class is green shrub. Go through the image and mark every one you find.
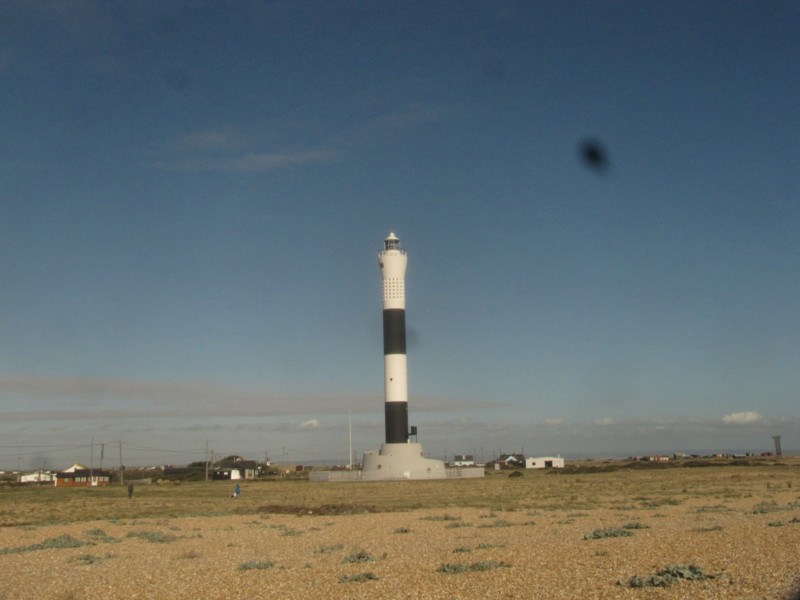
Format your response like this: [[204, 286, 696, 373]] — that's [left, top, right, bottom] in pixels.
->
[[627, 564, 713, 588]]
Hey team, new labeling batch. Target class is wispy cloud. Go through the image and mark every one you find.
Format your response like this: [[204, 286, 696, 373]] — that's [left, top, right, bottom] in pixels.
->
[[153, 102, 448, 173], [722, 411, 764, 425], [298, 419, 320, 430], [152, 149, 337, 172], [593, 417, 616, 426], [0, 375, 372, 420], [170, 128, 246, 151], [223, 150, 337, 171], [542, 418, 563, 426], [0, 375, 495, 423], [367, 104, 450, 133]]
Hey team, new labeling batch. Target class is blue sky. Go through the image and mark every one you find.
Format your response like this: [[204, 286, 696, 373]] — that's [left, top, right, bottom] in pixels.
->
[[1, 1, 798, 469]]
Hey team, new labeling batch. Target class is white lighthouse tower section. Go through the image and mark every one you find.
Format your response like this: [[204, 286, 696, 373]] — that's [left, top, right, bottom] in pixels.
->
[[379, 232, 406, 310], [384, 355, 408, 403], [379, 234, 409, 406]]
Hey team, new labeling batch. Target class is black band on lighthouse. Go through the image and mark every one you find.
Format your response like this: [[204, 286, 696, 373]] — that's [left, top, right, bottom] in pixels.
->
[[385, 402, 408, 444], [382, 309, 406, 355]]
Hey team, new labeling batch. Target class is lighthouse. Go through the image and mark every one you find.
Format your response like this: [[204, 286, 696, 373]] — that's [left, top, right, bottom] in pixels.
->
[[379, 232, 409, 444], [360, 232, 447, 480]]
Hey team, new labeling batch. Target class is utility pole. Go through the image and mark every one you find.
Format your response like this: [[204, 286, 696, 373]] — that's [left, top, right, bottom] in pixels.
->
[[119, 441, 124, 485], [348, 410, 353, 470], [90, 437, 94, 479], [205, 441, 209, 482]]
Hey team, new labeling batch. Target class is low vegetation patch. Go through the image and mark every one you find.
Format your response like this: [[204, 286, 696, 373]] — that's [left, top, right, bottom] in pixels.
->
[[767, 520, 785, 527], [125, 530, 178, 544], [339, 572, 378, 583], [583, 527, 634, 540], [316, 544, 344, 554], [84, 528, 120, 543], [622, 522, 649, 530], [75, 553, 103, 564], [478, 519, 512, 529], [259, 503, 379, 516], [280, 528, 303, 537], [239, 560, 274, 571], [437, 560, 511, 574], [638, 497, 680, 508], [626, 564, 717, 588], [752, 501, 783, 514], [393, 527, 410, 534], [420, 514, 461, 522], [693, 505, 733, 513], [0, 534, 87, 555], [342, 550, 374, 564]]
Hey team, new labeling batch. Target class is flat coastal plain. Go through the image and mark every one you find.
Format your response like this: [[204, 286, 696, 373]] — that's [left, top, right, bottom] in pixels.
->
[[1, 461, 799, 599]]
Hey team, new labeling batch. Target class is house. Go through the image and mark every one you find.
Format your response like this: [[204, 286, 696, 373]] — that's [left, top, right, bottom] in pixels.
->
[[55, 463, 112, 487], [525, 456, 565, 469], [495, 453, 525, 469], [19, 471, 54, 483], [452, 454, 475, 467], [212, 456, 260, 480]]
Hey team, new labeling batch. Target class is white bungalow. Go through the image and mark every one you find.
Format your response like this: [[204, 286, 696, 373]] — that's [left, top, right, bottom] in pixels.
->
[[525, 456, 565, 469], [19, 471, 54, 483]]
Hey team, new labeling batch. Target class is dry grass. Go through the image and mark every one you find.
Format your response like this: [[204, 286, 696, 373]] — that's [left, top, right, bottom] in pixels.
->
[[1, 458, 796, 527], [0, 459, 798, 599]]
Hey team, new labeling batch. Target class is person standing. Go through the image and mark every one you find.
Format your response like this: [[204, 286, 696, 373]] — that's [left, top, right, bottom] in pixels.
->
[[233, 483, 241, 499]]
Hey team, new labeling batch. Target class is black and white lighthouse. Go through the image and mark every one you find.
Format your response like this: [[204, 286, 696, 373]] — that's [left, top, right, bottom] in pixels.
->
[[379, 232, 409, 444], [358, 232, 447, 480]]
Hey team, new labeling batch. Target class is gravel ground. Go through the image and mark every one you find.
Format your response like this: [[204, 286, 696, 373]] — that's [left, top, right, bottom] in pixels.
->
[[1, 492, 798, 599]]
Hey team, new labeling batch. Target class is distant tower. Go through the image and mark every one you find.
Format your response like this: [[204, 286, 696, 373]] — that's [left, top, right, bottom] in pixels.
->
[[773, 436, 782, 458], [379, 232, 409, 444]]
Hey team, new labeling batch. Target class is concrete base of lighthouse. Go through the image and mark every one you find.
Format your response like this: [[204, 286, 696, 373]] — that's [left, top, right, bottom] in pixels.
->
[[361, 443, 446, 481]]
